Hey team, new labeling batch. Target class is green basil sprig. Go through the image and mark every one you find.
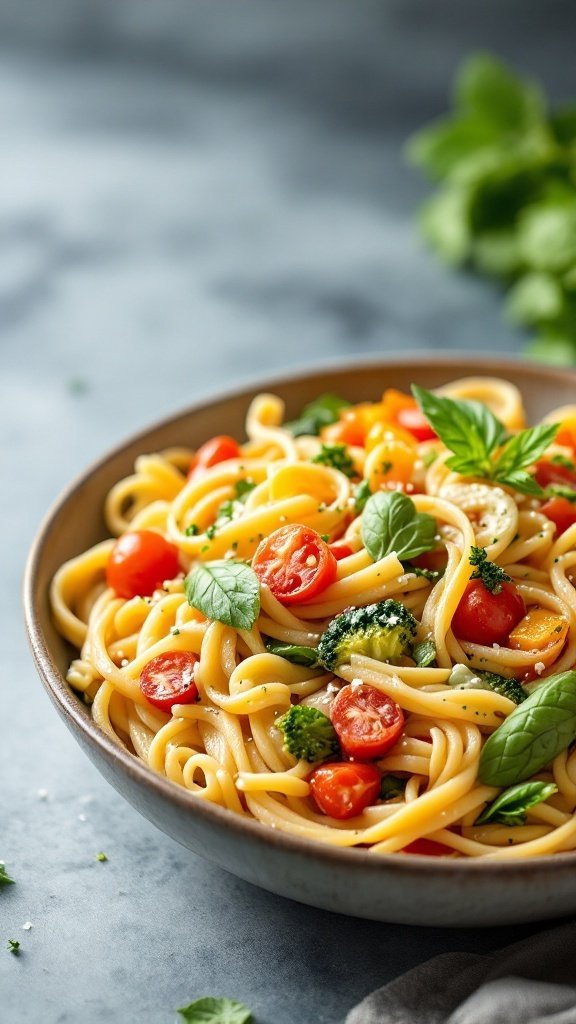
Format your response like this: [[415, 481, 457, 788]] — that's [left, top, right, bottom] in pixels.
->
[[264, 640, 320, 667], [177, 996, 253, 1024], [412, 385, 558, 495], [361, 491, 437, 563], [0, 863, 15, 886], [478, 670, 576, 786], [184, 561, 260, 630], [475, 781, 558, 826]]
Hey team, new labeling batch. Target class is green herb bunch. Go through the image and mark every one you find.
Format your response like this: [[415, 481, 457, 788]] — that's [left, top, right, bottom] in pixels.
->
[[407, 53, 576, 364]]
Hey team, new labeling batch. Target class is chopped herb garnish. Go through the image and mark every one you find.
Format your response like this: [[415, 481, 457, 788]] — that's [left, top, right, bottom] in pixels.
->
[[354, 479, 372, 514], [7, 939, 20, 955], [96, 852, 108, 862], [286, 394, 350, 437], [469, 546, 511, 594], [312, 443, 356, 478], [234, 479, 256, 501], [177, 997, 253, 1023], [185, 524, 199, 537]]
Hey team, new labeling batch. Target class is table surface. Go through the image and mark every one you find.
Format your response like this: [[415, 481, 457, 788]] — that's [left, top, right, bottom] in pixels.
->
[[2, 3, 574, 1022]]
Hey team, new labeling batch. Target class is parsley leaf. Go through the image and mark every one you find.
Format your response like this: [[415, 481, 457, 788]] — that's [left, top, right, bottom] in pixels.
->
[[475, 780, 558, 826], [312, 443, 356, 478], [361, 491, 437, 563], [184, 561, 260, 630], [177, 997, 253, 1024], [412, 386, 558, 494], [286, 394, 350, 437], [0, 863, 15, 886]]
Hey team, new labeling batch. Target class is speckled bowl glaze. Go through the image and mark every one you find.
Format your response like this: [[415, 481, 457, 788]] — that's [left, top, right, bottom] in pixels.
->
[[24, 356, 576, 926]]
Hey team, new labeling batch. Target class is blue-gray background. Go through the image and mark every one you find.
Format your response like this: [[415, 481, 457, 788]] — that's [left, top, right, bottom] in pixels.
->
[[2, 2, 574, 1022]]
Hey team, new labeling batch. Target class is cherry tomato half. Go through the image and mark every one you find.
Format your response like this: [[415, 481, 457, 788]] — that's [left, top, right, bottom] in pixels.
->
[[534, 460, 576, 491], [188, 435, 241, 480], [309, 761, 381, 819], [451, 579, 526, 647], [139, 651, 199, 711], [396, 406, 437, 442], [539, 496, 576, 536], [329, 541, 354, 561], [106, 530, 181, 599], [330, 683, 404, 760], [252, 525, 337, 605]]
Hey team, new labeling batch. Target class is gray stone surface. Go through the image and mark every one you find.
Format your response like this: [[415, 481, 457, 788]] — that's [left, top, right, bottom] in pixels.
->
[[1, 2, 574, 1021]]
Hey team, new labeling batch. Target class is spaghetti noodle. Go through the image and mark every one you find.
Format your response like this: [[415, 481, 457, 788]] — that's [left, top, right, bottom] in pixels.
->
[[50, 377, 576, 858]]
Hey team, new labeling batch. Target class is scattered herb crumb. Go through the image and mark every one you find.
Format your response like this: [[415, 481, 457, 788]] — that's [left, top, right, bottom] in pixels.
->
[[7, 940, 20, 955], [96, 852, 108, 862], [0, 863, 15, 886]]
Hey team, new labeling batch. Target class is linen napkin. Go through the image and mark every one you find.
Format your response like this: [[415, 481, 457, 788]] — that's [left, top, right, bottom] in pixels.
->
[[346, 920, 576, 1024]]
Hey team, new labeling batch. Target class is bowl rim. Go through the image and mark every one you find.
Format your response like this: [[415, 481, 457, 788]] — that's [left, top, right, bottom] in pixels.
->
[[23, 353, 576, 878]]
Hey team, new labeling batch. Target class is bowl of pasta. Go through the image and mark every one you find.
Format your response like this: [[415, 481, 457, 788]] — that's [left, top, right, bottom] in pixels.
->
[[25, 355, 576, 926]]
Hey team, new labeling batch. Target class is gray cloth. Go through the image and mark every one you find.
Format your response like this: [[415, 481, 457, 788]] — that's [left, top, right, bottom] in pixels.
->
[[346, 921, 576, 1024]]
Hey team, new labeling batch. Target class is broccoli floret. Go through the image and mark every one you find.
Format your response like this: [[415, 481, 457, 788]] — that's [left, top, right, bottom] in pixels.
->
[[448, 664, 527, 704], [317, 600, 418, 671], [275, 705, 340, 763]]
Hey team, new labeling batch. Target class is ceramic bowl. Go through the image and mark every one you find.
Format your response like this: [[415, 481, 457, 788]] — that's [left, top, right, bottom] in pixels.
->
[[24, 355, 576, 926]]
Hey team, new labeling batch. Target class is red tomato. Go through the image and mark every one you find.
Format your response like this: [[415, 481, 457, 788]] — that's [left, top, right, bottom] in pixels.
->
[[539, 496, 576, 536], [252, 525, 337, 604], [330, 684, 404, 759], [451, 580, 526, 646], [106, 530, 181, 599], [396, 406, 437, 442], [309, 761, 381, 819], [139, 651, 199, 711], [403, 838, 451, 856], [329, 541, 354, 561], [188, 435, 241, 479], [534, 460, 576, 491]]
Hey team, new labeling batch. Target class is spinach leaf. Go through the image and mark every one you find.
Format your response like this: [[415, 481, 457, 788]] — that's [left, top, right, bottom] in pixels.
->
[[478, 670, 576, 786], [184, 561, 260, 630], [177, 997, 253, 1024], [361, 491, 437, 563], [475, 780, 558, 826], [264, 640, 320, 667]]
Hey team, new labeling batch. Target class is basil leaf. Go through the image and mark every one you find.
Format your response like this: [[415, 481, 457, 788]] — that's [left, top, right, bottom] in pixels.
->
[[264, 640, 320, 667], [475, 781, 558, 826], [184, 561, 260, 630], [412, 638, 437, 667], [491, 469, 545, 496], [412, 386, 507, 474], [361, 491, 437, 563], [478, 670, 576, 786], [492, 422, 559, 484], [286, 394, 350, 437], [177, 997, 253, 1024], [0, 864, 14, 886]]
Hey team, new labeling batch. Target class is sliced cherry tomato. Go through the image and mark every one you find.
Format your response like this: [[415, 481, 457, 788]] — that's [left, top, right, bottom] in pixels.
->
[[106, 530, 181, 599], [330, 683, 404, 759], [540, 496, 576, 536], [139, 651, 199, 711], [402, 838, 451, 856], [534, 460, 576, 491], [252, 525, 337, 605], [329, 541, 354, 561], [188, 435, 241, 480], [396, 406, 438, 442], [451, 579, 526, 647], [309, 761, 381, 819]]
